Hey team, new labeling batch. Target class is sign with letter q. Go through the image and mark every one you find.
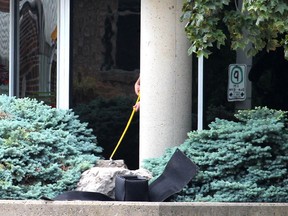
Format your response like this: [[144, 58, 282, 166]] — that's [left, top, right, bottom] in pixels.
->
[[227, 64, 247, 102]]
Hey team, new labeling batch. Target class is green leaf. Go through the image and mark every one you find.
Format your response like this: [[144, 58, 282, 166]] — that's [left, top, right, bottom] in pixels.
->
[[188, 44, 197, 56], [275, 3, 288, 15], [266, 39, 280, 51]]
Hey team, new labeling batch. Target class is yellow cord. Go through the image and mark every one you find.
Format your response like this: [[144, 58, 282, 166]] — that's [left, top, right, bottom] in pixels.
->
[[109, 94, 140, 160]]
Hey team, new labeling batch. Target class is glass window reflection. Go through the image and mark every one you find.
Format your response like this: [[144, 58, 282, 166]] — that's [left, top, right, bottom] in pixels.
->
[[0, 0, 10, 95], [19, 0, 57, 107], [71, 0, 141, 169]]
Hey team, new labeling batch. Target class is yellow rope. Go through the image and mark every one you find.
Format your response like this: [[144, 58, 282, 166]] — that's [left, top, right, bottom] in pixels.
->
[[109, 94, 140, 160]]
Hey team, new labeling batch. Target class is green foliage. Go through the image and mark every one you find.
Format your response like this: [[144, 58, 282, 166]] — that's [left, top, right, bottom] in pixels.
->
[[143, 107, 288, 202], [181, 0, 230, 58], [0, 95, 102, 199], [181, 0, 288, 59]]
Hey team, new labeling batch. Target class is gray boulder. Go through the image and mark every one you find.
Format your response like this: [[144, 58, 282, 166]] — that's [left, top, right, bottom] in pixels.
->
[[76, 160, 152, 198]]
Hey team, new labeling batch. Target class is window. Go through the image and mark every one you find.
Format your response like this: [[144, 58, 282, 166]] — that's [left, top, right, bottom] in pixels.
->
[[70, 0, 140, 169], [0, 0, 10, 95], [18, 0, 57, 107]]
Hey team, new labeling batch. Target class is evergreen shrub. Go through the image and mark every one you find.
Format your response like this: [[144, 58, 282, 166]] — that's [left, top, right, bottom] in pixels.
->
[[143, 107, 288, 202], [0, 95, 102, 199]]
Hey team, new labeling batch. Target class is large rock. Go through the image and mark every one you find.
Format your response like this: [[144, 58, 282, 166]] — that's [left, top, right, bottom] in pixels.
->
[[76, 160, 152, 198]]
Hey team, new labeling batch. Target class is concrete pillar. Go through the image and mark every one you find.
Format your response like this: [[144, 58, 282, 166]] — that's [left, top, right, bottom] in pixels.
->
[[140, 0, 192, 164]]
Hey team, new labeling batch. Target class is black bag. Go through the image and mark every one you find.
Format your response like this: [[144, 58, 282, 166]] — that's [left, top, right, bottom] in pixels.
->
[[149, 149, 198, 201], [42, 149, 198, 202], [115, 175, 149, 201]]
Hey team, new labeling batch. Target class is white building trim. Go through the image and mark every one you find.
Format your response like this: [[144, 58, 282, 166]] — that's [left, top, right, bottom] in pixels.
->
[[9, 0, 19, 97], [56, 0, 70, 109]]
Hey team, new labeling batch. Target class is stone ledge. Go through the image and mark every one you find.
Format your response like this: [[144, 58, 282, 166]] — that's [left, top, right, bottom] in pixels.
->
[[0, 200, 287, 216]]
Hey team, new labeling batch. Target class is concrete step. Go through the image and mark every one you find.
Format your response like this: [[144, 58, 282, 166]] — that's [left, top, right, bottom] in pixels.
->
[[0, 200, 287, 216]]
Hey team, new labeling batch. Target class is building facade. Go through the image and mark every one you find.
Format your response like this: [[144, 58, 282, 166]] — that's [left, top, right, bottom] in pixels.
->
[[0, 0, 192, 167], [2, 1, 286, 167]]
